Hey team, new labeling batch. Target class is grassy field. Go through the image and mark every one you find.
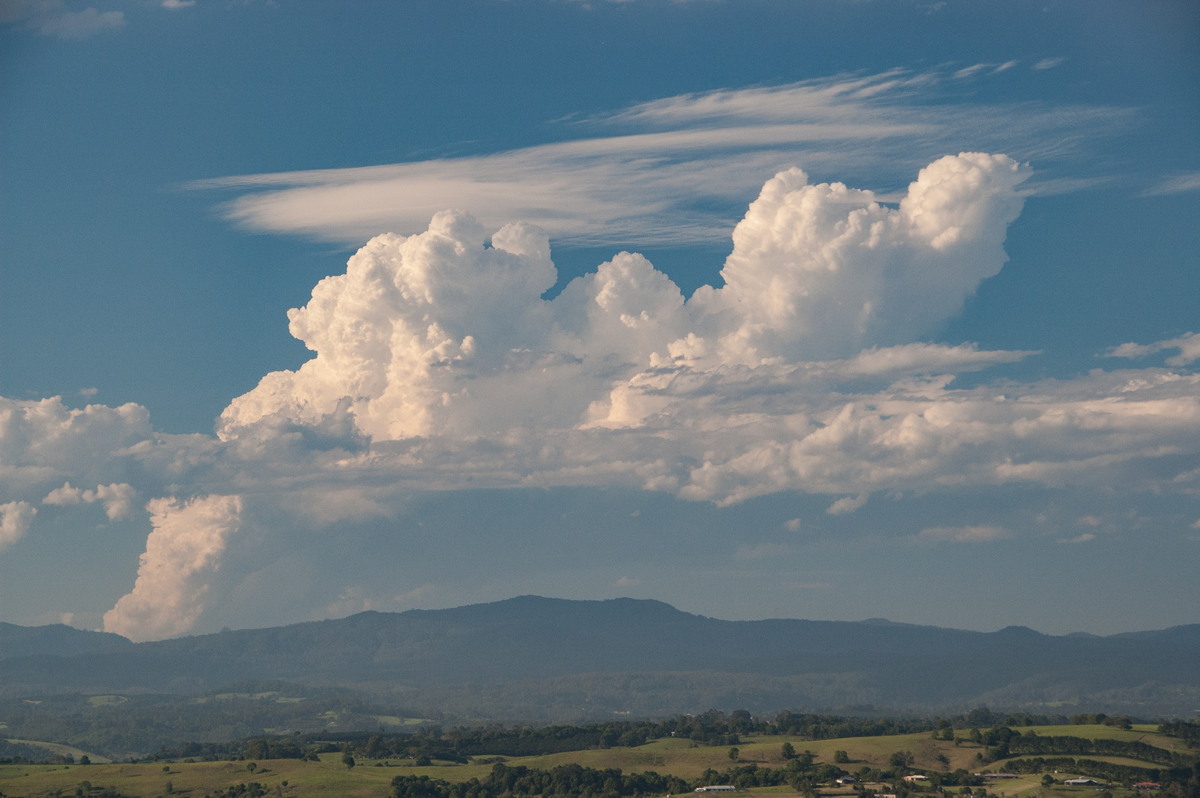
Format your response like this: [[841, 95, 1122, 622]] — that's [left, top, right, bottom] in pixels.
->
[[0, 726, 1181, 798]]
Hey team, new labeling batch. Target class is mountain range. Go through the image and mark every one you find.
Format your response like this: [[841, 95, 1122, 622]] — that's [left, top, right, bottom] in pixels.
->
[[2, 596, 1198, 721]]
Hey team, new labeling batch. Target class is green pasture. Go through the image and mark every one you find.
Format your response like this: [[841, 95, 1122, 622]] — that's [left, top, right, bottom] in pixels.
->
[[0, 724, 1184, 798]]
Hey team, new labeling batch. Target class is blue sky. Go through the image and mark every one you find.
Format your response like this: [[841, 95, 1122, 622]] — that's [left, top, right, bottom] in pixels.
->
[[1, 0, 1199, 642]]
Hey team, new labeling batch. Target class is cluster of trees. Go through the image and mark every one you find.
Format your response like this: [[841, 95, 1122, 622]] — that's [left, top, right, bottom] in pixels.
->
[[0, 739, 54, 763], [1160, 721, 1200, 748], [0, 684, 398, 760], [390, 763, 687, 798], [1007, 733, 1185, 765], [264, 707, 1096, 766], [386, 755, 1014, 798], [1069, 713, 1135, 728], [143, 710, 1200, 772], [201, 783, 272, 798], [388, 760, 857, 798]]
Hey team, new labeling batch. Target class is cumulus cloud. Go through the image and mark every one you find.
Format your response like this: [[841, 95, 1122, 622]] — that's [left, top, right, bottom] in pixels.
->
[[43, 481, 137, 520], [0, 396, 158, 498], [0, 501, 37, 552], [6, 152, 1200, 636], [221, 153, 1030, 444], [827, 495, 868, 515], [205, 155, 1200, 517], [102, 494, 243, 641]]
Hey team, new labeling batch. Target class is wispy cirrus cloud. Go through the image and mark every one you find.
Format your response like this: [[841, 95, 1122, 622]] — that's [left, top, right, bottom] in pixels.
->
[[1142, 172, 1200, 197], [191, 67, 1128, 248]]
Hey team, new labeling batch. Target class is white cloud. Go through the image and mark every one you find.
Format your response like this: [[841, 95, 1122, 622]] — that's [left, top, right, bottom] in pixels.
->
[[192, 68, 1121, 248], [161, 0, 194, 8], [1, 0, 126, 39], [204, 159, 1200, 517], [1142, 173, 1200, 196], [5, 149, 1200, 635], [102, 494, 243, 641], [43, 481, 137, 520], [0, 396, 159, 499], [1033, 57, 1067, 70], [0, 501, 37, 552], [38, 5, 122, 37], [918, 525, 1012, 544], [827, 495, 868, 515], [221, 154, 1029, 447], [1058, 533, 1096, 544], [1106, 332, 1200, 366]]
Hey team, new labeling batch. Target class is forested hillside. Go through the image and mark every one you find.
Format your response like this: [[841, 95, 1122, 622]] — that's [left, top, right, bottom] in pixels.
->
[[1, 596, 1198, 757]]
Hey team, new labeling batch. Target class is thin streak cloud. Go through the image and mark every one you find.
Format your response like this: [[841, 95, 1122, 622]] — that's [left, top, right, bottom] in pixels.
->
[[191, 68, 1128, 248]]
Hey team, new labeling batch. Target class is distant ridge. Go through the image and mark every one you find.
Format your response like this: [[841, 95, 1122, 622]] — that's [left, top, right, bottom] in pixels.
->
[[0, 621, 132, 661], [1, 596, 1197, 718]]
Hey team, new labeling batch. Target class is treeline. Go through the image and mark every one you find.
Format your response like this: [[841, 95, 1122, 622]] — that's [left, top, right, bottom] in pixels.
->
[[145, 706, 1163, 765], [1161, 721, 1200, 748], [388, 756, 1001, 798], [0, 684, 393, 759], [248, 707, 1078, 764], [1008, 734, 1184, 766], [388, 760, 846, 798], [202, 782, 272, 798], [0, 739, 54, 763]]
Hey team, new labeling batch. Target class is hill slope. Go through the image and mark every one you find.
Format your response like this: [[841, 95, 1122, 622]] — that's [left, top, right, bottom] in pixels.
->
[[1, 596, 1197, 717]]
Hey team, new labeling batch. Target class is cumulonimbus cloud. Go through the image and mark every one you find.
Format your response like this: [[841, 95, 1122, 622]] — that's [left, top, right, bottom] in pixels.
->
[[219, 153, 1030, 441], [5, 151, 1199, 639]]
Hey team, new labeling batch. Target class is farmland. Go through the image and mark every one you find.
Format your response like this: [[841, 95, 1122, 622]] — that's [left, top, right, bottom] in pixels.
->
[[1, 723, 1196, 798]]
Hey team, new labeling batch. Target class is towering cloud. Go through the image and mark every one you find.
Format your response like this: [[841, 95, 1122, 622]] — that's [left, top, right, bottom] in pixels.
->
[[102, 494, 243, 641], [220, 153, 1030, 442], [0, 501, 36, 552], [4, 153, 1196, 639]]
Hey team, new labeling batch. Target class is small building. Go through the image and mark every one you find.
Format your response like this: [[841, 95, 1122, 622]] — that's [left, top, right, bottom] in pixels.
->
[[695, 787, 737, 793], [903, 775, 930, 783], [1065, 778, 1100, 786], [836, 777, 858, 785]]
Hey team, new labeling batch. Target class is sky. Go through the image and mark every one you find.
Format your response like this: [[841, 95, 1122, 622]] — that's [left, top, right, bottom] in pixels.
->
[[1, 0, 1199, 642]]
